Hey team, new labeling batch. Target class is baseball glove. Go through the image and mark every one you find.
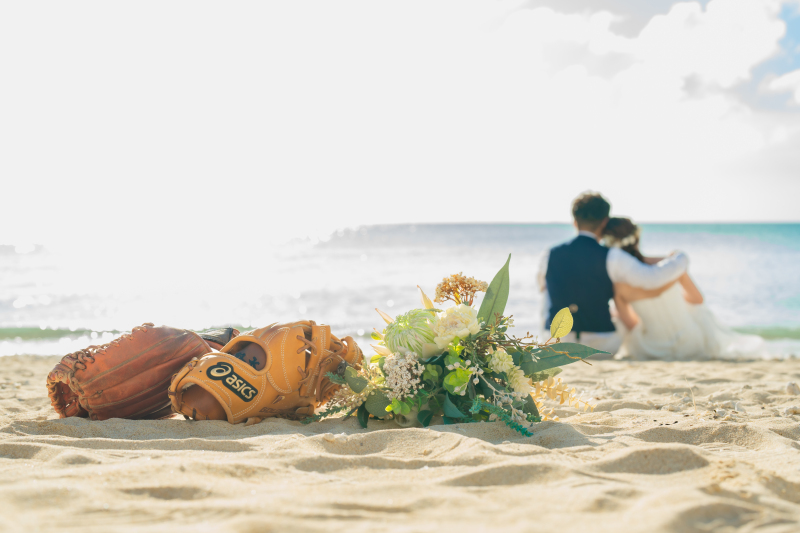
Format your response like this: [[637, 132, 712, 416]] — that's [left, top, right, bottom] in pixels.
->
[[47, 323, 231, 420], [168, 320, 362, 425]]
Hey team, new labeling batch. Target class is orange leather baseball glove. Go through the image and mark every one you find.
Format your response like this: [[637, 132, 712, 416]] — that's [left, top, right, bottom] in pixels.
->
[[168, 320, 362, 425], [47, 324, 238, 420]]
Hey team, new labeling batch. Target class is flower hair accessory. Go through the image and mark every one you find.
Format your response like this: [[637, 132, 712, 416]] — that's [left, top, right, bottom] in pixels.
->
[[603, 227, 640, 248]]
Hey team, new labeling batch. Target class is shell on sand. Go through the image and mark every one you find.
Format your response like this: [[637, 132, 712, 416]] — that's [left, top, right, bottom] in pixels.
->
[[2, 355, 800, 532]]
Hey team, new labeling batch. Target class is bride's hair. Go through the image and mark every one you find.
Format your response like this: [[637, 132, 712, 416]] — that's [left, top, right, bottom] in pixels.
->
[[602, 217, 645, 263]]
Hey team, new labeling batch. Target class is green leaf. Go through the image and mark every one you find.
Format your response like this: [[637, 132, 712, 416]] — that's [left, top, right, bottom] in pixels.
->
[[444, 353, 462, 367], [448, 342, 464, 357], [422, 364, 440, 383], [524, 343, 608, 373], [417, 409, 433, 427], [550, 307, 574, 339], [443, 368, 471, 395], [364, 390, 392, 417], [521, 394, 539, 418], [371, 331, 382, 341], [478, 375, 506, 397], [370, 354, 382, 363], [344, 367, 369, 393], [511, 350, 533, 373], [511, 351, 563, 379], [421, 352, 444, 364], [527, 367, 562, 382], [477, 254, 511, 326], [324, 371, 347, 385], [356, 404, 369, 428], [443, 394, 466, 418], [442, 416, 457, 425], [428, 394, 444, 415]]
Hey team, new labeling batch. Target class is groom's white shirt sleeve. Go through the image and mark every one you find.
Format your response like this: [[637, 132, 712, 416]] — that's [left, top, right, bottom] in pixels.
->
[[606, 247, 688, 289]]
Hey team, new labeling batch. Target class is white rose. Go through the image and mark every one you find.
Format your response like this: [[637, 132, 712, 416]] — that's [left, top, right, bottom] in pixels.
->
[[432, 304, 480, 350]]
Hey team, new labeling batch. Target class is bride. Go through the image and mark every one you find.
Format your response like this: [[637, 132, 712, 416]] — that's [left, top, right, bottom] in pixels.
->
[[603, 217, 765, 360]]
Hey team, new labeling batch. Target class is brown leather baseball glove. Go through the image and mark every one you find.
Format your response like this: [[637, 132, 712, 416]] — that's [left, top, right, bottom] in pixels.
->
[[168, 320, 362, 425], [46, 323, 235, 420]]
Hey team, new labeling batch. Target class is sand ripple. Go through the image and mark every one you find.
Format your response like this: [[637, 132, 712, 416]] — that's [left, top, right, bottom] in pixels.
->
[[2, 355, 800, 532]]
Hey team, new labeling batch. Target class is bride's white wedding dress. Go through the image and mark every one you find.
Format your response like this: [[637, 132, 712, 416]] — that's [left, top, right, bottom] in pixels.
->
[[617, 284, 767, 360]]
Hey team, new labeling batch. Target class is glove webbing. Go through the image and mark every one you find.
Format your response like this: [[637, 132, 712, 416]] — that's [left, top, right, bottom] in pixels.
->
[[47, 323, 155, 416]]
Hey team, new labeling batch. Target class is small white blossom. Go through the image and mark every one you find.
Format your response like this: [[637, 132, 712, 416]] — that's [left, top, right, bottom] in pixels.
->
[[489, 347, 514, 374], [384, 352, 425, 401], [506, 366, 533, 395]]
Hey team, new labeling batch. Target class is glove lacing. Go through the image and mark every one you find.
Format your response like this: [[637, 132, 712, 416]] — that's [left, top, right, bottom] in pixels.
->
[[47, 323, 154, 415], [292, 333, 354, 405]]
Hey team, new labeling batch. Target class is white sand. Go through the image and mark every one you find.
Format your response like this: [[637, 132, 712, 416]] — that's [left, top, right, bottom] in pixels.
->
[[2, 355, 800, 532]]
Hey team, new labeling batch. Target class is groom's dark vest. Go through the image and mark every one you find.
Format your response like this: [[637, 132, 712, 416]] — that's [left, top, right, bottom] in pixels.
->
[[545, 235, 615, 333]]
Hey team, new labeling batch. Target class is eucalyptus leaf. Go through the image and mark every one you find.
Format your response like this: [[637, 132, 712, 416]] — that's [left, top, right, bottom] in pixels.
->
[[511, 351, 563, 379], [344, 367, 369, 393], [477, 254, 511, 326], [443, 394, 466, 418], [417, 409, 433, 427], [550, 307, 574, 339], [443, 368, 471, 395], [513, 350, 556, 377], [524, 343, 608, 373], [426, 364, 440, 377], [444, 353, 462, 367], [364, 390, 391, 417], [527, 367, 562, 382], [356, 404, 369, 429]]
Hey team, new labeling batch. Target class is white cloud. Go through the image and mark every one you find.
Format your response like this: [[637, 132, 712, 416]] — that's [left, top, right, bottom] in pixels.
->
[[769, 68, 800, 103], [633, 0, 784, 88], [0, 0, 798, 249]]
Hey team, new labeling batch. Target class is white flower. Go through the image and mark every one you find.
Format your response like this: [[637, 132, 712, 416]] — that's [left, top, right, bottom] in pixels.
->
[[383, 352, 425, 401], [506, 366, 533, 395], [432, 304, 480, 349], [384, 309, 437, 355], [489, 347, 514, 374]]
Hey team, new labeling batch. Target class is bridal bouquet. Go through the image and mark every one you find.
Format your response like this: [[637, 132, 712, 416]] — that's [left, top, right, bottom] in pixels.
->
[[305, 256, 605, 436]]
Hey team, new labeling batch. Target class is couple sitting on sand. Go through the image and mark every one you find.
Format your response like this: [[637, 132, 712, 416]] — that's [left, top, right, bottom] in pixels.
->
[[539, 192, 764, 360]]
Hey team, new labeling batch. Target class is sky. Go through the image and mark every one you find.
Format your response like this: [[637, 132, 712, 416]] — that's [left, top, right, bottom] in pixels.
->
[[1, 0, 800, 249]]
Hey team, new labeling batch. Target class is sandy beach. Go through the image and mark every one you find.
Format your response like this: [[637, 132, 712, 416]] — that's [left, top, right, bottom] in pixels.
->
[[2, 355, 800, 532]]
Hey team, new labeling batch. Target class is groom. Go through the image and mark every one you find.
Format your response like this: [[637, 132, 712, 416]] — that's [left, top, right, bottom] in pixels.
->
[[538, 192, 688, 353]]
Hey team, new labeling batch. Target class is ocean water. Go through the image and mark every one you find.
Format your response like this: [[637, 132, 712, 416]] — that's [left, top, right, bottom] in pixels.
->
[[2, 223, 799, 357]]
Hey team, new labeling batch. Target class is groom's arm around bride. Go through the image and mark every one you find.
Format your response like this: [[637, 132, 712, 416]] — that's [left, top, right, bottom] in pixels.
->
[[537, 192, 688, 354]]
